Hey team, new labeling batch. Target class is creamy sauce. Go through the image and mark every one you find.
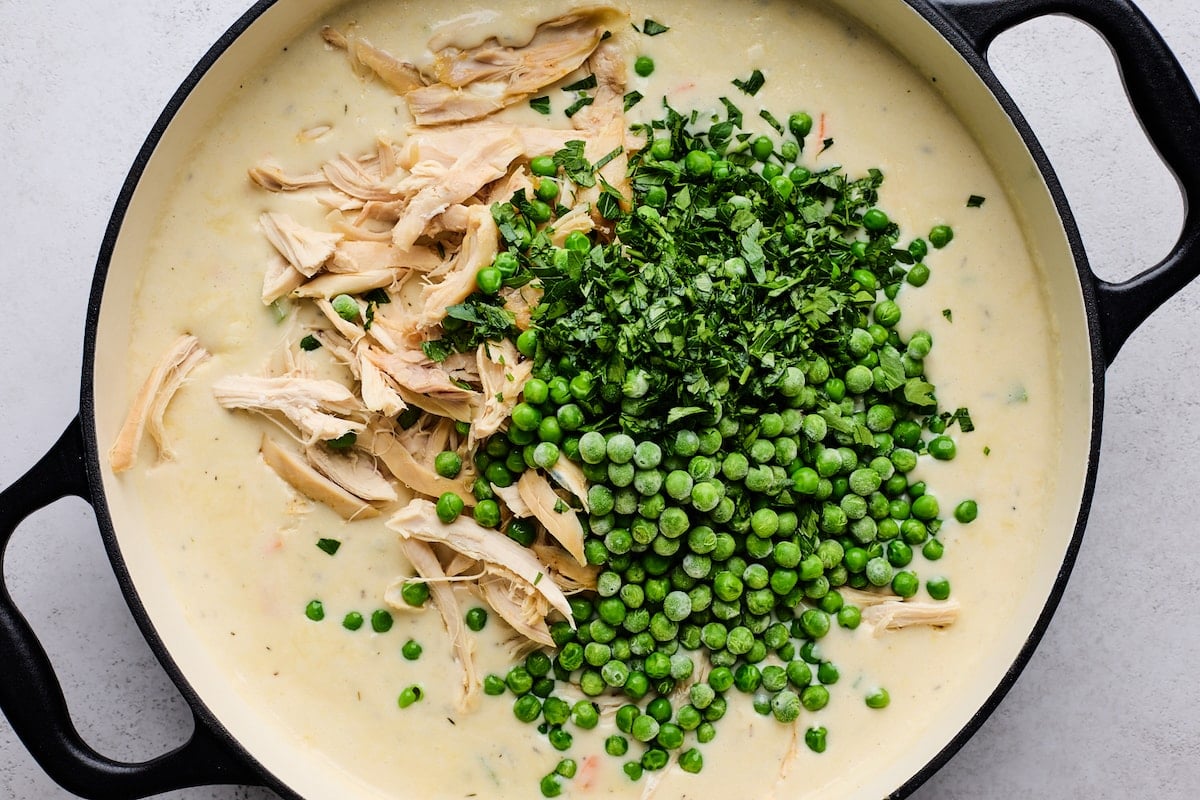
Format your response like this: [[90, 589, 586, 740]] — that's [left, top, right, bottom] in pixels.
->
[[115, 1, 1062, 797]]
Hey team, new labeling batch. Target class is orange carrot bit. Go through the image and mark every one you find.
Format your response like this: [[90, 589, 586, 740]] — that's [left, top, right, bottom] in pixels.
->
[[576, 754, 601, 790]]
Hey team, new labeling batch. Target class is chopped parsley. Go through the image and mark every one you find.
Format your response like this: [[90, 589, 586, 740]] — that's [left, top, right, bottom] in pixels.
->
[[732, 69, 765, 96], [316, 538, 341, 556], [299, 335, 321, 352], [529, 96, 551, 115], [623, 90, 644, 111], [967, 194, 986, 208], [641, 18, 670, 36], [562, 75, 597, 92]]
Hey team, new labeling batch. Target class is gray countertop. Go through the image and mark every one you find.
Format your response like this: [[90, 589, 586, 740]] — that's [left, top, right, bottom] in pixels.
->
[[2, 1, 1198, 797]]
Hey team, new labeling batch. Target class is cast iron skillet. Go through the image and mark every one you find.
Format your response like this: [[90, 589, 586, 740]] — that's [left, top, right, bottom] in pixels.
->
[[1, 0, 1197, 797]]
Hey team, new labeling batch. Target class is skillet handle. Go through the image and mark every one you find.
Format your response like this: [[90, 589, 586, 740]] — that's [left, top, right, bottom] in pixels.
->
[[0, 418, 263, 799], [926, 0, 1200, 365]]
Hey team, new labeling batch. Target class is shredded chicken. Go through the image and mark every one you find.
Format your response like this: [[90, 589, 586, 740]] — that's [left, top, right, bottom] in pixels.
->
[[305, 443, 397, 503], [479, 574, 554, 648], [471, 339, 533, 445], [388, 499, 574, 624], [861, 598, 961, 635], [321, 24, 428, 95], [259, 435, 379, 520], [248, 162, 328, 192], [402, 6, 627, 125], [109, 335, 211, 472], [394, 132, 518, 250], [516, 471, 586, 566], [260, 211, 342, 277], [363, 427, 476, 503], [394, 538, 480, 711], [293, 269, 397, 299], [212, 375, 365, 444]]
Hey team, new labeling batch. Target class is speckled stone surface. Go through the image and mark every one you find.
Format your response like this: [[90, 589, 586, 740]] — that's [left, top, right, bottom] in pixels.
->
[[1, 1, 1198, 798]]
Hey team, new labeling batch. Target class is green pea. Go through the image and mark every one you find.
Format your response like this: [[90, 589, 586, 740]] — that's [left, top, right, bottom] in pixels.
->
[[397, 685, 424, 709], [435, 492, 465, 523], [330, 294, 359, 323], [751, 136, 774, 161], [530, 155, 557, 177], [927, 577, 952, 600], [401, 639, 422, 660], [929, 224, 954, 248], [955, 499, 978, 523], [475, 266, 503, 294], [928, 435, 957, 460], [465, 607, 488, 631], [342, 611, 363, 631], [371, 609, 394, 633], [862, 208, 890, 231], [634, 55, 655, 77], [865, 687, 891, 709], [684, 150, 713, 177], [789, 112, 814, 138], [473, 499, 501, 528]]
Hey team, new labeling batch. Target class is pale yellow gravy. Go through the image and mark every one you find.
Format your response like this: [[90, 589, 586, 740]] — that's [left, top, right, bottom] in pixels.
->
[[116, 0, 1062, 797]]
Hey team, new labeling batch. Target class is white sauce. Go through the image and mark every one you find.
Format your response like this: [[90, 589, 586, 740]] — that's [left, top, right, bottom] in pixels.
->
[[115, 0, 1063, 797]]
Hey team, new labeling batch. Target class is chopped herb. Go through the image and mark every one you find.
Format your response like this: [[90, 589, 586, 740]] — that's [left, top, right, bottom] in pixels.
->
[[269, 298, 290, 324], [363, 288, 391, 305], [983, 446, 992, 456], [623, 90, 644, 111], [326, 432, 357, 450], [718, 97, 744, 128], [642, 18, 670, 36], [967, 194, 986, 208], [759, 109, 784, 134], [593, 145, 625, 173], [316, 538, 341, 556], [948, 406, 975, 432], [819, 137, 834, 153], [732, 69, 765, 96], [564, 95, 595, 118], [422, 339, 456, 363], [530, 96, 551, 115], [942, 308, 953, 322], [562, 75, 598, 92], [299, 335, 322, 352], [553, 140, 596, 187]]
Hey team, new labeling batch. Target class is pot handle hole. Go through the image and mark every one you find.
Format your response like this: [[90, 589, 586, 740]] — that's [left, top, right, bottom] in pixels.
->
[[928, 0, 1200, 365], [0, 418, 263, 799]]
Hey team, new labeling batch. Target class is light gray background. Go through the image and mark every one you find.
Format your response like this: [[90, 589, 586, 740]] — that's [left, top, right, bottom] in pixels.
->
[[1, 1, 1198, 798]]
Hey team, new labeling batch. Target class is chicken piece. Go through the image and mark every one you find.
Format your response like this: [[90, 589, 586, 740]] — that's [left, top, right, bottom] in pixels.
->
[[547, 457, 590, 511], [314, 297, 366, 344], [260, 212, 342, 277], [572, 39, 633, 211], [293, 269, 396, 299], [262, 253, 307, 305], [305, 443, 398, 503], [500, 283, 542, 332], [531, 542, 599, 593], [212, 375, 365, 444], [471, 340, 533, 446], [363, 427, 476, 503], [861, 598, 961, 635], [357, 349, 406, 417], [837, 587, 895, 608], [479, 574, 554, 648], [328, 240, 444, 274], [516, 471, 586, 566], [321, 25, 427, 95], [397, 125, 593, 172], [260, 435, 378, 520], [109, 335, 211, 473], [492, 482, 532, 518], [548, 204, 595, 247], [248, 162, 328, 192], [322, 153, 405, 203], [416, 210, 501, 334], [387, 499, 574, 623], [394, 131, 519, 251], [393, 538, 480, 711], [406, 5, 627, 126], [367, 347, 479, 402]]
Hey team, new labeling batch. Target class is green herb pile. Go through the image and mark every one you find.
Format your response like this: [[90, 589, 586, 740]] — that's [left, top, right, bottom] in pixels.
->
[[411, 85, 975, 793]]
